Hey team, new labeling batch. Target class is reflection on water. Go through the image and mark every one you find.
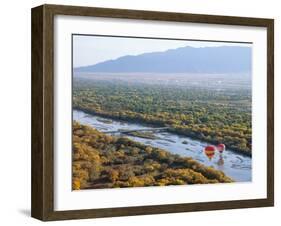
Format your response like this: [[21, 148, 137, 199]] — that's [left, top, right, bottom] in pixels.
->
[[73, 110, 252, 182]]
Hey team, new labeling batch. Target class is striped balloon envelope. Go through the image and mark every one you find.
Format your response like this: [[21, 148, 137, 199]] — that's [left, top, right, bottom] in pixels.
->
[[204, 145, 216, 160], [217, 144, 226, 153]]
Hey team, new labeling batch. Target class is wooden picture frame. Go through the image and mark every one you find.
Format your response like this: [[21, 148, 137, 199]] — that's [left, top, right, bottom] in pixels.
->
[[31, 4, 274, 221]]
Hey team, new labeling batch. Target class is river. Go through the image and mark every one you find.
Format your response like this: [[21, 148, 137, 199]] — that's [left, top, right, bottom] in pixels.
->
[[73, 110, 252, 182]]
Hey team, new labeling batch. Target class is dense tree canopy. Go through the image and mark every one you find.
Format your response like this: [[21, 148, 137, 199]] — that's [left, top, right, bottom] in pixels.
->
[[72, 122, 233, 190], [73, 78, 252, 156]]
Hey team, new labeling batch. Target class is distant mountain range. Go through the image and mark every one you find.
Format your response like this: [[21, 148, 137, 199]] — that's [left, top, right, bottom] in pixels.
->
[[74, 46, 251, 74]]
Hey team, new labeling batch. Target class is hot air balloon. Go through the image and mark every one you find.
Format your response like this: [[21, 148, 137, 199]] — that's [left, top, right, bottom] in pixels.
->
[[217, 144, 225, 154], [204, 145, 216, 160]]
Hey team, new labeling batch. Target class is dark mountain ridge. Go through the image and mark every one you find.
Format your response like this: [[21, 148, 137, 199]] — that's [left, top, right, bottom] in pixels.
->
[[74, 46, 251, 74]]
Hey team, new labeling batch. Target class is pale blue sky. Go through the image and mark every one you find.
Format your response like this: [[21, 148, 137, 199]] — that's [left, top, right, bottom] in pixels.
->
[[73, 35, 251, 67]]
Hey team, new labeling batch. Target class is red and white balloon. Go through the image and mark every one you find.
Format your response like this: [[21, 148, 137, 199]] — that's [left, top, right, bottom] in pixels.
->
[[216, 144, 225, 153]]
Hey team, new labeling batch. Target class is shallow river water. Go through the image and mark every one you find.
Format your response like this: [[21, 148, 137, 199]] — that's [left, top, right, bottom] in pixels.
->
[[73, 110, 252, 182]]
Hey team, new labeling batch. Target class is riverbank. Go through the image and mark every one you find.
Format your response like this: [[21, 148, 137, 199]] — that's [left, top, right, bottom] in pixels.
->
[[74, 109, 252, 182], [73, 106, 252, 157], [73, 121, 233, 190]]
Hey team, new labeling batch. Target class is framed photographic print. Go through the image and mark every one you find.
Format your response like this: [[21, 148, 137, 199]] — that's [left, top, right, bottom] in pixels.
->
[[31, 4, 274, 221]]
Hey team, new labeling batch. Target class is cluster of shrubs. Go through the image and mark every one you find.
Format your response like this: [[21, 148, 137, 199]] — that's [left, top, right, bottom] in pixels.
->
[[72, 122, 233, 190]]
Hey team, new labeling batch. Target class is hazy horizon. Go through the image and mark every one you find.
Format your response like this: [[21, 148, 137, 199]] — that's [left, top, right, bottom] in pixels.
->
[[73, 35, 251, 68]]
